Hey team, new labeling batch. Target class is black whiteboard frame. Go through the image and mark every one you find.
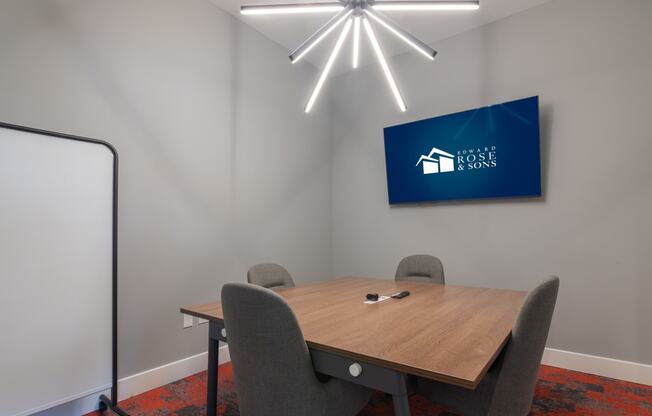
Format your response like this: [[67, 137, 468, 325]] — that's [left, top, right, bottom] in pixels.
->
[[0, 121, 128, 416]]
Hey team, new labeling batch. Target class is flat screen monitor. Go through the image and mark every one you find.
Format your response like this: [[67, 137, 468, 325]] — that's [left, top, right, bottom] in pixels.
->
[[384, 96, 542, 204]]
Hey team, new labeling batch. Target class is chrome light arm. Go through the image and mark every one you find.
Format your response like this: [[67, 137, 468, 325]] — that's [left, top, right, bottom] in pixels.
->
[[289, 5, 354, 63]]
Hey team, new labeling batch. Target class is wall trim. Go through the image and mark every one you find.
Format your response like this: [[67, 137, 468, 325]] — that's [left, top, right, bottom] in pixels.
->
[[542, 347, 652, 386], [118, 345, 230, 400], [115, 345, 650, 403], [15, 385, 111, 416]]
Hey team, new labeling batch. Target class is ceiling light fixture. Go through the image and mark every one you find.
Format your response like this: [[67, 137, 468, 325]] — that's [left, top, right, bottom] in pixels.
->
[[241, 0, 480, 112], [364, 8, 436, 61], [241, 2, 344, 15], [289, 6, 353, 64], [305, 18, 353, 113], [372, 1, 480, 11], [362, 15, 406, 112], [352, 15, 361, 69]]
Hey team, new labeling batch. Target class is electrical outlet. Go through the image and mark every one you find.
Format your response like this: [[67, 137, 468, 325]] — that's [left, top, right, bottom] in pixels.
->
[[198, 318, 208, 325], [183, 314, 194, 329]]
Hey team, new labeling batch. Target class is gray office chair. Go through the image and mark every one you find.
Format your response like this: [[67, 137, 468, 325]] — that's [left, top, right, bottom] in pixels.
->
[[247, 263, 295, 290], [416, 276, 560, 416], [395, 254, 445, 284], [221, 283, 372, 416]]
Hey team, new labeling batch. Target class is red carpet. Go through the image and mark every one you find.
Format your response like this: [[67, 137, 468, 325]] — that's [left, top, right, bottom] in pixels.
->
[[89, 363, 652, 415]]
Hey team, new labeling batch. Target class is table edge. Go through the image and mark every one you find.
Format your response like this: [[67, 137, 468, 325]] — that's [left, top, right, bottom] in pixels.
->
[[180, 277, 526, 389], [179, 306, 510, 390]]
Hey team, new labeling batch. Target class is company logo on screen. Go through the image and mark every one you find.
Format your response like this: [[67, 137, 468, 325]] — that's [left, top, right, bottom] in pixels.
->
[[416, 147, 455, 174], [416, 145, 498, 175]]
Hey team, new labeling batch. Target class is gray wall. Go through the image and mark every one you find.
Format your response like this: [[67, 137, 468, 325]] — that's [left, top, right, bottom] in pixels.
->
[[0, 0, 332, 376], [330, 0, 652, 365], [1, 0, 650, 381]]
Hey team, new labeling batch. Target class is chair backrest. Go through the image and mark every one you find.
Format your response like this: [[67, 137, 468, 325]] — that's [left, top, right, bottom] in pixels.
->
[[221, 283, 324, 416], [247, 263, 295, 290], [487, 276, 560, 416], [395, 255, 445, 284]]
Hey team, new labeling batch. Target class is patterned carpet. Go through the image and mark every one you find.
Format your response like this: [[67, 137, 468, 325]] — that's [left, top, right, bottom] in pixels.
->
[[89, 363, 652, 416]]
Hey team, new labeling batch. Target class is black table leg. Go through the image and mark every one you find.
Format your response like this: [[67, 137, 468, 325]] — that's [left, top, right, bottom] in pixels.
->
[[205, 328, 412, 416], [207, 323, 221, 416], [310, 349, 412, 416], [392, 393, 411, 416]]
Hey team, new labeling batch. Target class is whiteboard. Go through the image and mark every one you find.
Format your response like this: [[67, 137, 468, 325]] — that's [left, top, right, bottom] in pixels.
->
[[0, 124, 116, 416]]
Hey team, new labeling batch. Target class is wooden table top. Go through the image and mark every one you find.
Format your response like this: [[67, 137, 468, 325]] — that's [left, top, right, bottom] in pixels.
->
[[181, 277, 527, 389]]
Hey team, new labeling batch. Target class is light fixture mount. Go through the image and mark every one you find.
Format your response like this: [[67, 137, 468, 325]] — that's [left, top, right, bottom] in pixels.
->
[[241, 0, 480, 112]]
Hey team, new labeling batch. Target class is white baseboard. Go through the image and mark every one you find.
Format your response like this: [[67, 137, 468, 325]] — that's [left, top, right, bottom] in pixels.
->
[[114, 345, 650, 405], [117, 344, 230, 401], [543, 347, 652, 386], [16, 386, 111, 416], [26, 346, 230, 415]]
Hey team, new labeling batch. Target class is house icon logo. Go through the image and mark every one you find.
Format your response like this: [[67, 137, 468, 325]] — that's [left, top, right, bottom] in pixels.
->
[[416, 147, 455, 175]]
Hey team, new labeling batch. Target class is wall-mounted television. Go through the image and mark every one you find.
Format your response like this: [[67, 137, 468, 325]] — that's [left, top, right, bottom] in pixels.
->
[[384, 96, 542, 205]]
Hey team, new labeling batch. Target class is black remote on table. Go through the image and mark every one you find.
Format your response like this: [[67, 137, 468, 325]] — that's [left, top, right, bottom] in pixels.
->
[[392, 291, 410, 299]]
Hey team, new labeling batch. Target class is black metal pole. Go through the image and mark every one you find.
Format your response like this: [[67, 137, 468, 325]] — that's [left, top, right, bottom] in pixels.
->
[[111, 146, 122, 408], [100, 394, 129, 416], [97, 142, 129, 416], [207, 334, 220, 416]]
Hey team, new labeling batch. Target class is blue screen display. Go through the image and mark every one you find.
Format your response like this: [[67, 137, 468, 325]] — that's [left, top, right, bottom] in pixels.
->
[[384, 96, 542, 204]]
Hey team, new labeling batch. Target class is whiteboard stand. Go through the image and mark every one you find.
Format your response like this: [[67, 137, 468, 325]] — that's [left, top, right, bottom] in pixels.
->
[[0, 122, 129, 416]]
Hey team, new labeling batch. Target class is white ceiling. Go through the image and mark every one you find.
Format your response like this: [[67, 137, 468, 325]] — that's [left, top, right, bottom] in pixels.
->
[[210, 0, 553, 75]]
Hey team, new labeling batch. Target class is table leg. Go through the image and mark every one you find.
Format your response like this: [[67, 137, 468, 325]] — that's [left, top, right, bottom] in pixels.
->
[[310, 349, 411, 416], [392, 393, 411, 416], [206, 328, 220, 416]]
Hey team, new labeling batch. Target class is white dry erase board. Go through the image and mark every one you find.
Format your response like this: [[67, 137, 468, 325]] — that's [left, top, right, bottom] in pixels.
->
[[0, 123, 121, 416]]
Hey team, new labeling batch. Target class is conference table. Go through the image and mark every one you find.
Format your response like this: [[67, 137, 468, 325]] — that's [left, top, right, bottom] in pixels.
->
[[180, 277, 527, 416]]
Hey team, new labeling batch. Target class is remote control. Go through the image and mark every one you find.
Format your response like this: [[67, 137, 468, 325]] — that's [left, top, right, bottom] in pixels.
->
[[391, 291, 410, 299]]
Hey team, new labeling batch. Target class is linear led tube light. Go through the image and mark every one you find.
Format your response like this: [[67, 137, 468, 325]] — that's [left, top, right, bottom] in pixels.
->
[[372, 1, 480, 11], [241, 2, 344, 15], [364, 8, 436, 61], [305, 18, 353, 113], [362, 16, 406, 112], [289, 5, 353, 64], [352, 15, 361, 68]]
